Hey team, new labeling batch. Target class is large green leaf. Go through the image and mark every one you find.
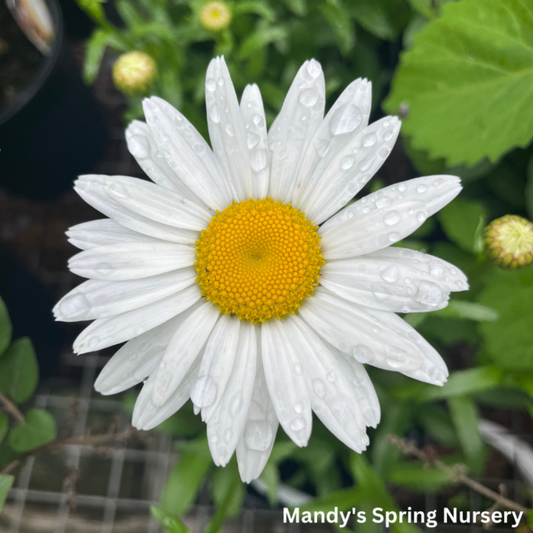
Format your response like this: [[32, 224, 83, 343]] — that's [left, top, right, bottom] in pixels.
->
[[0, 338, 38, 403], [0, 474, 14, 513], [478, 267, 533, 370], [384, 0, 533, 166], [0, 298, 11, 357], [9, 409, 57, 453], [0, 414, 8, 445], [150, 506, 192, 533]]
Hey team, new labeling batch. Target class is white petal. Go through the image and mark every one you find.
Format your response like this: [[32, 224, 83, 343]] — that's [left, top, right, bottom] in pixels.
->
[[143, 97, 233, 211], [298, 288, 427, 375], [319, 175, 462, 260], [320, 257, 452, 313], [74, 285, 202, 354], [133, 354, 202, 430], [105, 177, 213, 231], [207, 322, 257, 467], [67, 219, 160, 250], [206, 57, 253, 201], [151, 302, 220, 407], [240, 84, 270, 199], [126, 120, 207, 206], [268, 59, 325, 203], [362, 306, 448, 385], [291, 79, 372, 212], [261, 320, 313, 447], [54, 268, 197, 321], [68, 242, 195, 281], [237, 347, 279, 483], [299, 116, 401, 224], [282, 316, 369, 452], [192, 315, 240, 421], [94, 302, 202, 395], [367, 248, 469, 292], [75, 176, 198, 244]]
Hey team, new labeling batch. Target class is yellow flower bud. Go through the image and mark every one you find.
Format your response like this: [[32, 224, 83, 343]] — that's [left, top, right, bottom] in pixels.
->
[[483, 215, 533, 269], [113, 51, 157, 96], [199, 1, 232, 32]]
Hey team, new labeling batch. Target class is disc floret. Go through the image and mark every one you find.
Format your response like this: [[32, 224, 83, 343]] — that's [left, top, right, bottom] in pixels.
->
[[195, 198, 324, 322]]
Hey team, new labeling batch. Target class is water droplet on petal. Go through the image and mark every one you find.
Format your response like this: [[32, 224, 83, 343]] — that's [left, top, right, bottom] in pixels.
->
[[294, 403, 303, 413], [246, 133, 259, 149], [353, 345, 373, 363], [225, 429, 232, 442], [330, 104, 362, 135], [245, 420, 273, 451], [341, 155, 354, 170], [416, 211, 426, 223], [290, 417, 305, 431], [312, 378, 327, 398], [206, 78, 216, 91], [388, 232, 400, 242], [381, 265, 399, 283], [294, 363, 303, 376], [386, 349, 411, 369], [250, 149, 267, 171], [417, 184, 427, 193], [417, 281, 444, 306], [209, 105, 221, 124], [127, 135, 150, 159], [362, 133, 377, 147], [60, 293, 90, 318], [376, 196, 392, 208], [225, 124, 235, 136], [299, 89, 318, 107], [326, 372, 336, 382], [306, 59, 322, 78], [95, 262, 112, 276], [230, 393, 242, 417], [190, 376, 217, 407], [384, 211, 401, 226], [398, 183, 407, 192], [252, 114, 263, 126]]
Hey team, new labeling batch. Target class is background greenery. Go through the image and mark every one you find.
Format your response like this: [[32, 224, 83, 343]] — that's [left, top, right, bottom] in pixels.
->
[[3, 0, 533, 531]]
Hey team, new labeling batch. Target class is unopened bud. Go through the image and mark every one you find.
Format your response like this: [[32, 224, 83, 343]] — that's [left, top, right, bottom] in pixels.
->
[[484, 215, 533, 269], [200, 2, 232, 32], [113, 51, 157, 96]]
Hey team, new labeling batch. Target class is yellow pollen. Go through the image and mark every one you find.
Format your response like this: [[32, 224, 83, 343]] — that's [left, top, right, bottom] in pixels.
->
[[195, 198, 324, 323]]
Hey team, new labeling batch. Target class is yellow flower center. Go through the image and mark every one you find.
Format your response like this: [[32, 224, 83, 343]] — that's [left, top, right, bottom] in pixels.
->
[[195, 198, 324, 322], [199, 2, 232, 32], [484, 214, 533, 269]]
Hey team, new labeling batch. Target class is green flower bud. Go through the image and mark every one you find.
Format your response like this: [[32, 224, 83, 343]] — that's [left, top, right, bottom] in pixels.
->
[[113, 51, 157, 96], [199, 1, 232, 32], [483, 215, 533, 270]]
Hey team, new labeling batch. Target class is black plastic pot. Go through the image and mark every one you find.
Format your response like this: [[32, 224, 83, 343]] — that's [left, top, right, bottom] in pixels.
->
[[0, 0, 107, 200]]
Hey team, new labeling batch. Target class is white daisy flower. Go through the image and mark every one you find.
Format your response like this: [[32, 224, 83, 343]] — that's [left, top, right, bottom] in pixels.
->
[[55, 57, 468, 482]]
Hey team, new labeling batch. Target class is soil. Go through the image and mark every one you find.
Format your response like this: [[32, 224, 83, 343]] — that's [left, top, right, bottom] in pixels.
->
[[0, 1, 44, 115]]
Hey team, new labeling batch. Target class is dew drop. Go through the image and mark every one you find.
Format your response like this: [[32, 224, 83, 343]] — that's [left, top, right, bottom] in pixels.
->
[[372, 326, 380, 333], [246, 133, 259, 149], [326, 372, 336, 382], [358, 155, 374, 172], [347, 210, 355, 219], [376, 196, 392, 209], [306, 59, 321, 78], [362, 133, 377, 147], [312, 378, 327, 398], [330, 104, 362, 136], [341, 155, 354, 170], [416, 211, 426, 223], [252, 114, 263, 126], [209, 105, 221, 124], [95, 262, 112, 276], [60, 293, 90, 318], [294, 363, 303, 376], [294, 403, 303, 414], [190, 376, 217, 407], [225, 429, 232, 442], [417, 184, 427, 193], [290, 417, 305, 431], [230, 393, 242, 417], [193, 143, 205, 155], [384, 211, 401, 226], [245, 420, 273, 451], [353, 345, 372, 363], [381, 265, 399, 283], [205, 78, 216, 91], [250, 149, 267, 171], [398, 183, 407, 192], [388, 232, 400, 242], [417, 281, 444, 306], [299, 89, 318, 107], [225, 124, 235, 137], [386, 349, 410, 369]]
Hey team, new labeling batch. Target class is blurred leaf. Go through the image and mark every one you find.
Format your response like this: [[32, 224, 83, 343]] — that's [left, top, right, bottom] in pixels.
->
[[284, 0, 307, 16], [116, 0, 145, 28], [319, 2, 355, 55], [233, 1, 276, 22], [436, 300, 498, 322], [0, 298, 11, 358], [205, 465, 241, 533], [348, 0, 411, 41], [298, 486, 361, 514], [0, 338, 38, 403], [405, 0, 434, 19], [150, 506, 192, 533], [9, 409, 56, 453], [239, 24, 289, 59], [76, 0, 107, 22], [0, 474, 14, 513], [390, 461, 452, 492], [479, 268, 533, 370], [211, 463, 244, 519], [438, 198, 486, 253], [260, 462, 279, 505], [417, 405, 459, 447], [84, 29, 110, 83], [0, 414, 7, 444], [161, 443, 212, 516], [384, 0, 533, 166], [448, 395, 485, 473]]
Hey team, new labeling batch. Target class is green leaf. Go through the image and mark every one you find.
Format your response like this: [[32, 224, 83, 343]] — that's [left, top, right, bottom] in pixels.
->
[[478, 267, 533, 370], [160, 446, 211, 516], [150, 506, 192, 533], [384, 0, 533, 166], [319, 2, 355, 55], [526, 154, 533, 220], [0, 414, 8, 444], [435, 300, 498, 322], [260, 462, 279, 505], [438, 198, 486, 253], [348, 0, 411, 41], [0, 338, 38, 403], [417, 405, 459, 447], [211, 464, 244, 519], [239, 24, 288, 59], [448, 396, 485, 473], [0, 298, 11, 357], [390, 461, 452, 492], [284, 0, 307, 16], [83, 29, 110, 84], [9, 409, 56, 453], [0, 474, 14, 513], [233, 1, 276, 22]]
